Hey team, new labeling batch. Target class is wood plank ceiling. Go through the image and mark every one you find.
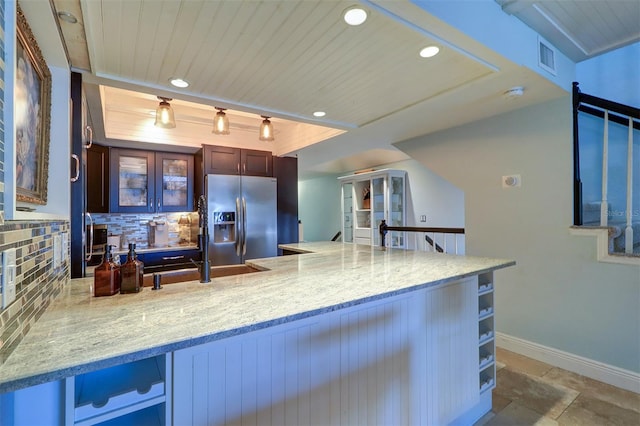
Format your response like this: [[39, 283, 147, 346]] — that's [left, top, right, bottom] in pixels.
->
[[49, 0, 638, 173], [82, 0, 491, 127]]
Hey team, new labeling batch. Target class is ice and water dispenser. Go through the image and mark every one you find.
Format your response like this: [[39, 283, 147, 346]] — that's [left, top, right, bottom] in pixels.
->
[[212, 212, 236, 243]]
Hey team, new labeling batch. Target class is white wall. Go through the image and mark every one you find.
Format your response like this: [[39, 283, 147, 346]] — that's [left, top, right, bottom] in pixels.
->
[[396, 97, 640, 373], [380, 159, 464, 228], [298, 174, 342, 242], [576, 42, 640, 107], [575, 41, 640, 224]]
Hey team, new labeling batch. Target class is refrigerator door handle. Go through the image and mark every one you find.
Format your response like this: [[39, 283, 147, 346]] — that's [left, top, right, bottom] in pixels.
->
[[235, 197, 242, 256], [242, 197, 247, 255]]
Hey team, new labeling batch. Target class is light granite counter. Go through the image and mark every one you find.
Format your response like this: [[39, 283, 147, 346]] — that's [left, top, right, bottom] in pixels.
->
[[0, 242, 514, 393]]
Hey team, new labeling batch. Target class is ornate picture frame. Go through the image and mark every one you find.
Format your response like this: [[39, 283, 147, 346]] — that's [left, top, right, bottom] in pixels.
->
[[15, 4, 51, 205]]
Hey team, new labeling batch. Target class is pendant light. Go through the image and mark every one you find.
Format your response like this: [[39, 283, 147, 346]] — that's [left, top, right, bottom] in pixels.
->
[[212, 107, 230, 135], [259, 116, 274, 141], [154, 96, 176, 128]]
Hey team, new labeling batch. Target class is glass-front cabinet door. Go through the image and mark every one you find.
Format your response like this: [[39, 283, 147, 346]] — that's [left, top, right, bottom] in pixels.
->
[[111, 149, 155, 213], [156, 152, 194, 212], [388, 173, 405, 248], [342, 183, 354, 243], [371, 177, 385, 246], [111, 149, 194, 213]]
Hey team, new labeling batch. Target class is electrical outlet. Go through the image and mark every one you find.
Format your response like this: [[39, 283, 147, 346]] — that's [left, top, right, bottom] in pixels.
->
[[54, 235, 62, 268], [2, 248, 17, 309], [420, 215, 427, 222]]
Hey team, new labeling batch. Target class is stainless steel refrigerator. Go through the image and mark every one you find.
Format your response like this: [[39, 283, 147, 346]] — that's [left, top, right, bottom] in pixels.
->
[[206, 174, 278, 265]]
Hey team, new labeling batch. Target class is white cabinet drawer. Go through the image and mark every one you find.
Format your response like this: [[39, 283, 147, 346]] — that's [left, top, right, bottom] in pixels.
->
[[354, 228, 371, 238], [354, 237, 371, 245]]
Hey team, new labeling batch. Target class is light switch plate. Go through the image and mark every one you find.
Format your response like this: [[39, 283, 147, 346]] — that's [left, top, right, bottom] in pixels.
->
[[2, 248, 17, 309]]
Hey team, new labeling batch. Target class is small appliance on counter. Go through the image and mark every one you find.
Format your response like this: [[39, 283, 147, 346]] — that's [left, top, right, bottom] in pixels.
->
[[148, 220, 169, 247]]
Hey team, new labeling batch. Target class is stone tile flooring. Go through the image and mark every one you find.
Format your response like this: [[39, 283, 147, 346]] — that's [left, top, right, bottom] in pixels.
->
[[476, 348, 640, 425]]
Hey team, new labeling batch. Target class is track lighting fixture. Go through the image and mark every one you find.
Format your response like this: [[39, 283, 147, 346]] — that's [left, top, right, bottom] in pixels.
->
[[259, 116, 274, 141], [212, 107, 230, 135], [154, 96, 176, 128]]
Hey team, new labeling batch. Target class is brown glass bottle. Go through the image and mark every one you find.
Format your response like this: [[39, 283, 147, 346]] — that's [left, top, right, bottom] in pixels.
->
[[94, 245, 120, 297], [120, 243, 143, 293]]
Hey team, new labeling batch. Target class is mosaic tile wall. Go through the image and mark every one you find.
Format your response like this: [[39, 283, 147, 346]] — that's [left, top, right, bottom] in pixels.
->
[[0, 221, 70, 364], [92, 212, 199, 250]]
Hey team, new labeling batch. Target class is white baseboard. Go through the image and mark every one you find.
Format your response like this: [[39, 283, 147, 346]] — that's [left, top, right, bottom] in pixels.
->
[[496, 332, 640, 394]]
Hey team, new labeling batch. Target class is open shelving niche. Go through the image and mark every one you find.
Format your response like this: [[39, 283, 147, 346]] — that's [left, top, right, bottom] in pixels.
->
[[65, 354, 171, 425], [478, 272, 496, 394]]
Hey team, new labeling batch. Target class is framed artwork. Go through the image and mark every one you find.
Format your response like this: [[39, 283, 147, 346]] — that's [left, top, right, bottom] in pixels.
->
[[15, 4, 51, 205]]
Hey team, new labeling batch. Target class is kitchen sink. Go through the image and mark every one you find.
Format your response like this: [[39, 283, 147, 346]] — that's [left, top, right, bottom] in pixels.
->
[[142, 264, 260, 286]]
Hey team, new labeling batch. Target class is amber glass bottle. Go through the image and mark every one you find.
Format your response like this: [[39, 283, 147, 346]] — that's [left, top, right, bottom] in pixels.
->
[[120, 243, 143, 293], [135, 244, 144, 288], [94, 245, 120, 297]]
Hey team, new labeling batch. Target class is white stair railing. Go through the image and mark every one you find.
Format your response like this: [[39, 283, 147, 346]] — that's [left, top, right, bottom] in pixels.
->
[[625, 117, 634, 254], [600, 111, 609, 226], [379, 222, 465, 255]]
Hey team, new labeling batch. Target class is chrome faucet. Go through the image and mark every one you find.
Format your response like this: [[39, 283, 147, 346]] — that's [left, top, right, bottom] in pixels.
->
[[197, 195, 211, 283]]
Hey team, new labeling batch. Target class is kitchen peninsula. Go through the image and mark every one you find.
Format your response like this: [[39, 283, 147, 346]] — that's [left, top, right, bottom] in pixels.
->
[[0, 242, 514, 425]]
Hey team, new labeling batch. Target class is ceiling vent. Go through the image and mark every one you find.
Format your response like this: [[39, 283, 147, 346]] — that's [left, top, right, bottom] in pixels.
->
[[538, 36, 557, 75]]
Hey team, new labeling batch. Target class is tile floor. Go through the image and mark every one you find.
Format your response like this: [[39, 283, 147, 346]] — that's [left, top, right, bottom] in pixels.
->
[[476, 348, 640, 425]]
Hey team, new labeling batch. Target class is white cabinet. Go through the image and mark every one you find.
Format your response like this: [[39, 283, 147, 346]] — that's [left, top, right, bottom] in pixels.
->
[[172, 278, 485, 426], [65, 354, 171, 425], [0, 355, 172, 426], [478, 272, 496, 394], [338, 169, 406, 247]]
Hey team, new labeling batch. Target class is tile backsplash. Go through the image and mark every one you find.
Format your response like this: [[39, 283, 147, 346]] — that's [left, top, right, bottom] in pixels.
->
[[92, 212, 199, 249], [0, 221, 69, 364]]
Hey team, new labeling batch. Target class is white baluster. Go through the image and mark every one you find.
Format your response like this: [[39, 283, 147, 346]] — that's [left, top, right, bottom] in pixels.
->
[[625, 117, 634, 254], [601, 111, 609, 226]]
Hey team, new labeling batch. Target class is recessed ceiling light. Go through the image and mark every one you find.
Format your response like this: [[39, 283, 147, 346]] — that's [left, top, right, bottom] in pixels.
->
[[313, 111, 326, 117], [419, 46, 440, 58], [344, 7, 367, 26], [169, 78, 189, 88], [57, 11, 78, 24]]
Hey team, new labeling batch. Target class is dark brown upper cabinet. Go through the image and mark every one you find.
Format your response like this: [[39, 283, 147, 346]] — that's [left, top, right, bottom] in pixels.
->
[[202, 145, 272, 177], [86, 144, 110, 213]]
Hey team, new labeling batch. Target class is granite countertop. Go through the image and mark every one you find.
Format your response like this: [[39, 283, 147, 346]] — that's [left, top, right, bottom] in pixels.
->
[[0, 242, 514, 393]]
